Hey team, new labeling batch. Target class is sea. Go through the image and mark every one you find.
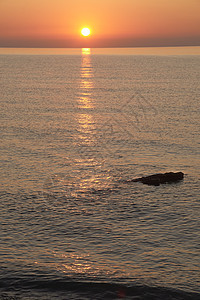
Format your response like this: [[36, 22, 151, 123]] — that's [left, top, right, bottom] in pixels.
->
[[0, 47, 200, 299]]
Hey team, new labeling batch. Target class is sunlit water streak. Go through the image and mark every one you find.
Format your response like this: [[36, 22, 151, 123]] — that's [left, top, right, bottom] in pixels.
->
[[0, 48, 199, 299]]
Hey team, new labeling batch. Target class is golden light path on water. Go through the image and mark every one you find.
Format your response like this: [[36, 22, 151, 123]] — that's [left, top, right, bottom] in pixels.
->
[[79, 48, 93, 109], [78, 48, 95, 147], [76, 48, 111, 194]]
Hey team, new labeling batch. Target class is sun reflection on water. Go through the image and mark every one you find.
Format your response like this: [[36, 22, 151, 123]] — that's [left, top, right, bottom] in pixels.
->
[[76, 48, 96, 143], [78, 48, 93, 109], [72, 48, 113, 196], [50, 250, 128, 278], [82, 48, 91, 55]]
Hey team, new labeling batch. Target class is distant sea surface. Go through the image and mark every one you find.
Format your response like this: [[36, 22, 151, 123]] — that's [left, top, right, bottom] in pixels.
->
[[0, 47, 200, 299]]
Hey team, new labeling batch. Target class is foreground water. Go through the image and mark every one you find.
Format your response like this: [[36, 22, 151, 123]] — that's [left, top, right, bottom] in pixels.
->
[[0, 48, 200, 299]]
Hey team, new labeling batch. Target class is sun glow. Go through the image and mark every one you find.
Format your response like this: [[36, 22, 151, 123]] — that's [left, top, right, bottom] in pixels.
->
[[81, 28, 91, 37]]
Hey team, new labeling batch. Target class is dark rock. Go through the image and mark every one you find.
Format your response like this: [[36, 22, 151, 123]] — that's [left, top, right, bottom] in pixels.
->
[[131, 172, 184, 186]]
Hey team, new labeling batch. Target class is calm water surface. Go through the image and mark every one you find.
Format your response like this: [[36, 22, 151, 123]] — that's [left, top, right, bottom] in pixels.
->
[[0, 48, 200, 299]]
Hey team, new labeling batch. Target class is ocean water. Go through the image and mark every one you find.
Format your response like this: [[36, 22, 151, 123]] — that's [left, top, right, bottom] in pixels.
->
[[0, 48, 200, 299]]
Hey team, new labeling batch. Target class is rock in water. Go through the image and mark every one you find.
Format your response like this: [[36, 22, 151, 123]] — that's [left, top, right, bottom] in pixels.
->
[[131, 172, 184, 186]]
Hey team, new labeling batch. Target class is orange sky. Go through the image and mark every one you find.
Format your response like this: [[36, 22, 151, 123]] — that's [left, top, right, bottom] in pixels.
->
[[0, 0, 199, 47]]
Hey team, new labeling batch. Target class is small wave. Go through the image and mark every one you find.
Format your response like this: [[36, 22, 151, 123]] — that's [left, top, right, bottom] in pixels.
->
[[0, 276, 199, 300], [89, 186, 118, 195]]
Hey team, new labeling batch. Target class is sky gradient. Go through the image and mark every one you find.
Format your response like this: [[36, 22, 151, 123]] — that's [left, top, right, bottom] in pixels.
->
[[0, 0, 200, 48]]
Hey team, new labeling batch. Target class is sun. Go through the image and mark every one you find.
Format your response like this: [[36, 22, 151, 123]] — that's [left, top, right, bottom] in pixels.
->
[[81, 28, 91, 37]]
